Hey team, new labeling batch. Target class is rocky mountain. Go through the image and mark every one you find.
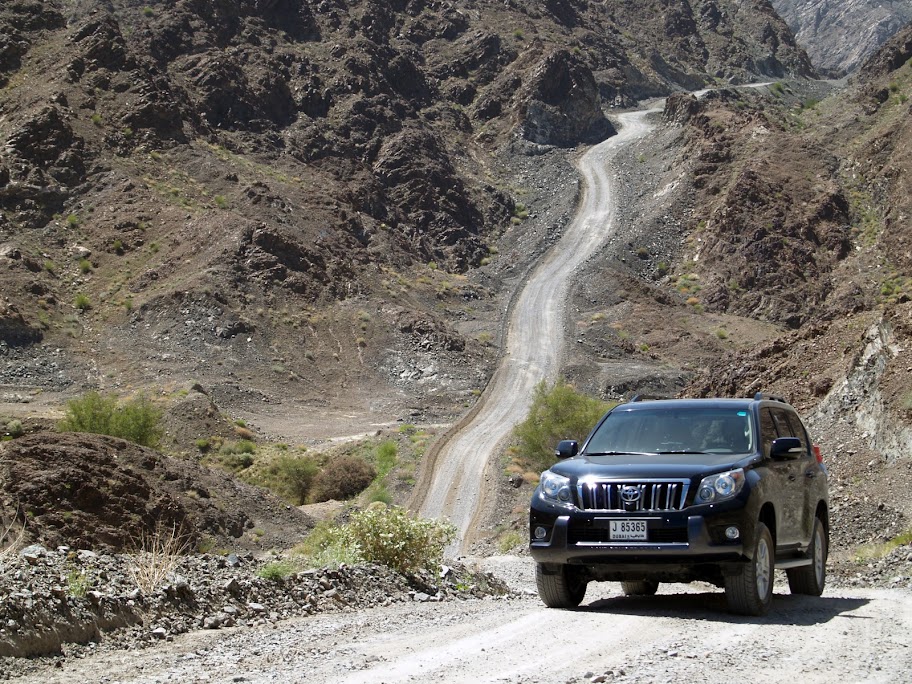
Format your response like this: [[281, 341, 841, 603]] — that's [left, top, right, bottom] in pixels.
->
[[0, 0, 813, 432], [772, 0, 912, 76]]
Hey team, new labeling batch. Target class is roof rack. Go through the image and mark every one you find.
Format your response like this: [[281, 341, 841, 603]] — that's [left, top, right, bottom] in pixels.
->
[[753, 392, 788, 403], [629, 393, 666, 402]]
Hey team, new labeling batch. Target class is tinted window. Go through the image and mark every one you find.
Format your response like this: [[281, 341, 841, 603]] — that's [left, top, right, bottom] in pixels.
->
[[763, 407, 810, 457], [759, 408, 776, 459], [784, 411, 810, 452], [586, 407, 754, 455]]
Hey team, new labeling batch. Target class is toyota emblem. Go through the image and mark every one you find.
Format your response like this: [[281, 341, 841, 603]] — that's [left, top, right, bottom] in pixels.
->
[[621, 485, 641, 503]]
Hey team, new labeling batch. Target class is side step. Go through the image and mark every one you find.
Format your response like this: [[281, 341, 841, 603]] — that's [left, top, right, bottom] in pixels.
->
[[775, 558, 812, 570]]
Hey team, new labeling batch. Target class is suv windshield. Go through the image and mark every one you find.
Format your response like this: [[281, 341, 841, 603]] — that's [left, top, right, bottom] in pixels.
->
[[586, 407, 755, 455]]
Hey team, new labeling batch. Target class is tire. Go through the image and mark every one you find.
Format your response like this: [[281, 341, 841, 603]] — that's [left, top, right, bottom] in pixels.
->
[[725, 522, 774, 616], [620, 580, 659, 596], [535, 563, 587, 608], [787, 516, 827, 596]]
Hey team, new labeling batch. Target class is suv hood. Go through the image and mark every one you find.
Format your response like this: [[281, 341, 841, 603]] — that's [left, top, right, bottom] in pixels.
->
[[550, 452, 753, 480]]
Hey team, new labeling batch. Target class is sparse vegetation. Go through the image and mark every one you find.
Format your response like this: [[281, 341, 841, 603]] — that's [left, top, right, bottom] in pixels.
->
[[257, 559, 299, 582], [67, 568, 90, 597], [853, 528, 912, 564], [59, 391, 163, 448]]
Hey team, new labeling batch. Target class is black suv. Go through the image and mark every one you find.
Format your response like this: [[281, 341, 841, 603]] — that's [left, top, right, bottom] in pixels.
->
[[529, 394, 828, 615]]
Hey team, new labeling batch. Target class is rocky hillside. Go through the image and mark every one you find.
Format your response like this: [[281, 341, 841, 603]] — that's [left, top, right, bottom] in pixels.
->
[[0, 0, 813, 439], [772, 0, 912, 76]]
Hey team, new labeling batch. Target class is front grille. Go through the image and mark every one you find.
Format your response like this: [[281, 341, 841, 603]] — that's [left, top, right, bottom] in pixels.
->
[[576, 480, 690, 511]]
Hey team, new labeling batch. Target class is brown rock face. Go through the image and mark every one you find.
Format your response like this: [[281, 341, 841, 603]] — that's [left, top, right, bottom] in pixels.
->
[[517, 50, 616, 147], [0, 432, 313, 552]]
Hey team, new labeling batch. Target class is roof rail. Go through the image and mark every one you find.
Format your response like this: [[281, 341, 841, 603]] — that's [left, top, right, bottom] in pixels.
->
[[753, 392, 788, 403]]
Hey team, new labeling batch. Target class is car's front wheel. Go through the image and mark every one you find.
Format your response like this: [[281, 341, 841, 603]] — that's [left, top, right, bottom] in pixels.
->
[[724, 522, 774, 616], [787, 515, 827, 596], [620, 580, 659, 596], [535, 563, 587, 608]]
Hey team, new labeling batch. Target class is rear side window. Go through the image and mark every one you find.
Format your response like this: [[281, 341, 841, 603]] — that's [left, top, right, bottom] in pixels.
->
[[761, 407, 809, 457]]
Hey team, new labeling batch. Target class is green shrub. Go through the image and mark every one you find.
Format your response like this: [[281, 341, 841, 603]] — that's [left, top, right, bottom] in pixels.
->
[[59, 391, 162, 448], [294, 521, 360, 568], [213, 451, 254, 472], [310, 455, 376, 503], [78, 259, 92, 274], [74, 293, 91, 310], [234, 440, 256, 454], [376, 441, 397, 474], [5, 419, 24, 438], [345, 504, 455, 573], [257, 560, 298, 582], [512, 379, 613, 472]]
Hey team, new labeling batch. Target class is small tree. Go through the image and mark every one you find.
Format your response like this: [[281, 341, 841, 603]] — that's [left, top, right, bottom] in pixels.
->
[[512, 379, 613, 472], [274, 456, 319, 505]]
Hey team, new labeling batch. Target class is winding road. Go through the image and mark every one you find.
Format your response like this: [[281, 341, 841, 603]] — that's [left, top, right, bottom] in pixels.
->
[[413, 108, 662, 549]]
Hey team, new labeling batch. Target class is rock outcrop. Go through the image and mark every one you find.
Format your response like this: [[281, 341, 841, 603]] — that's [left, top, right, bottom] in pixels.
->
[[772, 0, 912, 75]]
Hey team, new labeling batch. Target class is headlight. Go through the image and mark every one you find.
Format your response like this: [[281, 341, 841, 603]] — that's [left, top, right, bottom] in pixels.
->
[[695, 468, 745, 504], [539, 470, 574, 505]]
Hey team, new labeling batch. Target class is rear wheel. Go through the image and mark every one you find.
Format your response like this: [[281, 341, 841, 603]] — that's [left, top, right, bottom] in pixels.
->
[[725, 522, 774, 616], [535, 563, 587, 608], [787, 516, 827, 596], [620, 580, 659, 596]]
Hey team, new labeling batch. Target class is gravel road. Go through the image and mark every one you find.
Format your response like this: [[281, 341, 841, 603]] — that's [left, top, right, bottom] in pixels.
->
[[10, 556, 911, 684], [414, 109, 663, 550]]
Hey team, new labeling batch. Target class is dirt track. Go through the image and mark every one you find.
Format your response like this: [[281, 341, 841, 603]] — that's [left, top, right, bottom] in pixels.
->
[[413, 109, 663, 550], [11, 561, 911, 684]]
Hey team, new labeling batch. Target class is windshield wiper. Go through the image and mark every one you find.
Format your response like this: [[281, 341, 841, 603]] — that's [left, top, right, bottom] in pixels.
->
[[655, 450, 709, 455], [586, 451, 657, 456]]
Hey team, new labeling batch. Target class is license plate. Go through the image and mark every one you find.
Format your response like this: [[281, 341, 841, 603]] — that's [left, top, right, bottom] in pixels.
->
[[609, 519, 649, 541]]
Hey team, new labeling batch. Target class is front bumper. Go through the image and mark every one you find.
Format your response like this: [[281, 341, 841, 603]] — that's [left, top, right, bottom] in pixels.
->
[[530, 513, 745, 566]]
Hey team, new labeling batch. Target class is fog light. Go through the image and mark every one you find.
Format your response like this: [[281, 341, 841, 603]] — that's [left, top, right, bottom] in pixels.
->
[[534, 526, 548, 540], [725, 526, 740, 540]]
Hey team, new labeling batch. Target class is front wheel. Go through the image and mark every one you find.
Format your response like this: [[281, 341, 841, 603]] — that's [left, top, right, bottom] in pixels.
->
[[787, 516, 827, 596], [535, 563, 587, 609], [725, 522, 774, 616]]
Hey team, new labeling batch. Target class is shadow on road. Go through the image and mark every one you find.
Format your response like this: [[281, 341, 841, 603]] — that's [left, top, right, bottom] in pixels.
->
[[582, 591, 870, 625]]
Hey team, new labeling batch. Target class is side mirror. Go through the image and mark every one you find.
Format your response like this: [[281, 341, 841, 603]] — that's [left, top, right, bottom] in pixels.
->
[[770, 437, 803, 459], [555, 440, 579, 459]]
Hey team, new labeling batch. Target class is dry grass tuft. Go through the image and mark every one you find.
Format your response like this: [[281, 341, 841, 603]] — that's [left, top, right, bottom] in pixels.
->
[[0, 517, 26, 566], [128, 522, 192, 594]]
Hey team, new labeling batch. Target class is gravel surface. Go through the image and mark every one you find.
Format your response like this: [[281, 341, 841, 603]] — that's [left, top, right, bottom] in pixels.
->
[[3, 551, 910, 684]]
